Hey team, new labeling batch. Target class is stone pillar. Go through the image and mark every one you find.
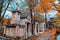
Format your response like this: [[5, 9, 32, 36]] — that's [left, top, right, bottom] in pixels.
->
[[3, 26, 6, 37], [34, 22, 37, 35], [25, 22, 28, 38], [16, 25, 20, 37], [38, 24, 40, 33]]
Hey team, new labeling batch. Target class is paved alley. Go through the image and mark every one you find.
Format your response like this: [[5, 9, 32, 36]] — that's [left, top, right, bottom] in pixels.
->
[[31, 28, 56, 40]]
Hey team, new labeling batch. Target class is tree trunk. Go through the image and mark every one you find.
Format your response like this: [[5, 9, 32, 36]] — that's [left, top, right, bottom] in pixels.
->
[[30, 8, 34, 35], [0, 0, 4, 17]]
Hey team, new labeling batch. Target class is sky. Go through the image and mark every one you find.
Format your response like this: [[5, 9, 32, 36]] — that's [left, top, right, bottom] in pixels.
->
[[38, 10, 58, 21], [46, 10, 58, 20], [4, 0, 59, 20], [57, 34, 60, 40], [4, 0, 28, 18]]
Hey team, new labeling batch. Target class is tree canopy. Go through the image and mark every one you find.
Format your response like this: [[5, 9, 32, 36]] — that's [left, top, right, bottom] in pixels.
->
[[35, 0, 54, 13]]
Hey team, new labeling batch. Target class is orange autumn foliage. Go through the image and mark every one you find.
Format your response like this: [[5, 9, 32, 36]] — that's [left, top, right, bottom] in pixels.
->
[[56, 3, 60, 11], [2, 18, 10, 26], [35, 0, 54, 13], [33, 15, 40, 20], [27, 0, 38, 8], [28, 2, 33, 6], [56, 12, 60, 17], [48, 0, 54, 3], [35, 6, 43, 12]]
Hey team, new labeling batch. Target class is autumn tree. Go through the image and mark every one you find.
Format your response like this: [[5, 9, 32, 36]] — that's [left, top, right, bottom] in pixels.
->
[[52, 13, 60, 27], [51, 1, 60, 27], [0, 0, 12, 25], [25, 0, 38, 35], [35, 0, 54, 28]]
